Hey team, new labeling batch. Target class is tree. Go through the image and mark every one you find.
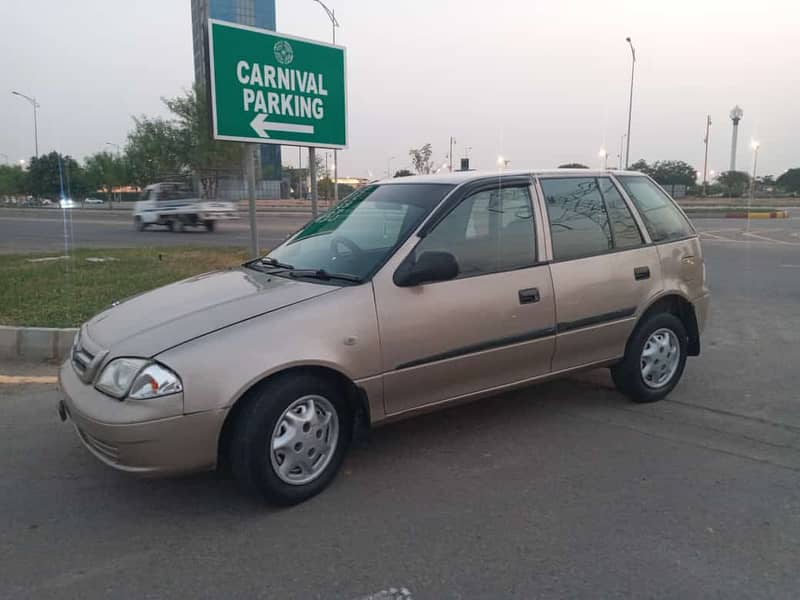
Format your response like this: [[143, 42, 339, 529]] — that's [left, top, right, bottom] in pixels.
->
[[649, 160, 697, 187], [394, 169, 413, 178], [628, 159, 653, 176], [125, 116, 184, 187], [0, 164, 28, 196], [777, 168, 800, 193], [84, 151, 127, 201], [557, 163, 589, 169], [717, 171, 750, 197], [26, 152, 88, 198], [409, 143, 433, 174], [163, 84, 241, 198]]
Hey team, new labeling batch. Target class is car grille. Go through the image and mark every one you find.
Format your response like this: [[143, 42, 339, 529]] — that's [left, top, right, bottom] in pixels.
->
[[71, 329, 107, 384], [77, 428, 120, 463]]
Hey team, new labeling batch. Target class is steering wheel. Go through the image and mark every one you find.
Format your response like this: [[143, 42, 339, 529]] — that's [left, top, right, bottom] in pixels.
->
[[329, 235, 364, 260]]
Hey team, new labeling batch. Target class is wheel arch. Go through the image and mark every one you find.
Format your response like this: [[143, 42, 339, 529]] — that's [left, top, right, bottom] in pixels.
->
[[216, 365, 371, 471], [635, 293, 700, 356]]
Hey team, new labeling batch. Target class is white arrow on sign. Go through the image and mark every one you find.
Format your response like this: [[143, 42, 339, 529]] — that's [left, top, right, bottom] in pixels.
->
[[249, 113, 315, 138]]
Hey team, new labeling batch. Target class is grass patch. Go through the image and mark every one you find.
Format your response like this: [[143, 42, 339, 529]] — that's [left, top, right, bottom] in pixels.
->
[[0, 247, 252, 328]]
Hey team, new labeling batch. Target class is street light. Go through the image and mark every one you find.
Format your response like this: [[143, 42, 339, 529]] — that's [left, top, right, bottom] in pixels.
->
[[618, 134, 626, 169], [312, 0, 341, 204], [702, 115, 712, 196], [598, 147, 608, 170], [624, 37, 636, 168], [11, 91, 39, 158], [105, 142, 121, 155], [749, 140, 760, 200]]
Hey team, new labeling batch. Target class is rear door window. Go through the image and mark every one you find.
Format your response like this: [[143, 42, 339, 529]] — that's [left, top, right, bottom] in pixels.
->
[[540, 178, 612, 260], [616, 176, 694, 242]]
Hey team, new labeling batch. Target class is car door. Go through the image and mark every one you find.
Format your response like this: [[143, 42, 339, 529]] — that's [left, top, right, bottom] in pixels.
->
[[538, 175, 662, 372], [373, 177, 556, 417]]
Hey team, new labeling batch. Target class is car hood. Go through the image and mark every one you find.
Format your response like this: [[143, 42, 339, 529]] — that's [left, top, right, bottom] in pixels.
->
[[84, 267, 336, 357]]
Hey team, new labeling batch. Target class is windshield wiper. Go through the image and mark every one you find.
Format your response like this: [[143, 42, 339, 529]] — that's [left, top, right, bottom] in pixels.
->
[[257, 256, 295, 269], [288, 269, 363, 283]]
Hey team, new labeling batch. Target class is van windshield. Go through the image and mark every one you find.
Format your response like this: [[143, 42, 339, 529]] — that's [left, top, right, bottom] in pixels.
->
[[264, 183, 454, 281]]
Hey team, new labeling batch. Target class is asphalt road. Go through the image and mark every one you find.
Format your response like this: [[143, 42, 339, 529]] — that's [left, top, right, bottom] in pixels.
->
[[2, 214, 800, 598], [0, 208, 309, 253]]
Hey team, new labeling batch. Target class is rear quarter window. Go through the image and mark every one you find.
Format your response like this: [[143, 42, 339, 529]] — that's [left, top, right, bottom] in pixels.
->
[[616, 176, 694, 242]]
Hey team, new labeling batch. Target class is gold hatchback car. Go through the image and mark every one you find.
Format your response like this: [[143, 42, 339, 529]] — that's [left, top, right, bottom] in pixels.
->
[[59, 170, 709, 504]]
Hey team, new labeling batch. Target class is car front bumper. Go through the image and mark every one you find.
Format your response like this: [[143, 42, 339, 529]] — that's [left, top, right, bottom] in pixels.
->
[[58, 361, 227, 476], [693, 292, 711, 334]]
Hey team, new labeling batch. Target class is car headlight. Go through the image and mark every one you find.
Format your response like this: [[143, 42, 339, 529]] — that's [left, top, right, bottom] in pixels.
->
[[95, 359, 182, 400]]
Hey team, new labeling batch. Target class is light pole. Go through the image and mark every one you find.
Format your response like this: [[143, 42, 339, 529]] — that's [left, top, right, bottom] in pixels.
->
[[449, 136, 456, 171], [729, 105, 743, 171], [11, 91, 39, 158], [105, 142, 120, 155], [618, 134, 626, 169], [702, 115, 712, 195], [624, 37, 636, 168], [598, 147, 609, 170], [749, 140, 760, 201], [387, 156, 396, 179], [312, 0, 340, 204]]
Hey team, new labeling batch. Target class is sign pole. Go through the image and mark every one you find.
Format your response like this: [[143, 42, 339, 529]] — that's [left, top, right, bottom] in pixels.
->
[[309, 147, 318, 218], [332, 10, 339, 206], [243, 144, 259, 258]]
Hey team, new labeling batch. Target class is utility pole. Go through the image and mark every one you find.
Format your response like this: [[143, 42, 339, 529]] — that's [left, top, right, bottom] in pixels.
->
[[702, 115, 711, 196], [309, 147, 318, 217], [243, 144, 258, 258], [624, 38, 636, 168], [449, 136, 456, 172], [619, 134, 626, 169], [312, 0, 340, 204], [11, 91, 39, 158]]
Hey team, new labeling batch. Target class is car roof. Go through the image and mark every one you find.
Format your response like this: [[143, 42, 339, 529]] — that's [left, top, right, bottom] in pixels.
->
[[376, 169, 644, 185]]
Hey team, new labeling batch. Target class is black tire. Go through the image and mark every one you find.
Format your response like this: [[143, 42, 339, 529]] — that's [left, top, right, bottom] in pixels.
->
[[134, 216, 146, 232], [165, 220, 175, 232], [204, 220, 215, 232], [229, 373, 352, 505], [611, 312, 688, 403], [176, 219, 186, 233]]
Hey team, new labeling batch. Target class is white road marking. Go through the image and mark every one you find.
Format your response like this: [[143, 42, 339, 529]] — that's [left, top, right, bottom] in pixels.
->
[[353, 588, 413, 600], [742, 231, 800, 245], [781, 264, 800, 269]]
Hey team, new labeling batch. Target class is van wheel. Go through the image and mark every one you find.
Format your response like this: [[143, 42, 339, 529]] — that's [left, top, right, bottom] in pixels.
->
[[204, 220, 215, 232], [176, 219, 186, 233], [134, 216, 146, 231], [229, 373, 351, 505], [165, 220, 174, 232], [611, 312, 688, 403]]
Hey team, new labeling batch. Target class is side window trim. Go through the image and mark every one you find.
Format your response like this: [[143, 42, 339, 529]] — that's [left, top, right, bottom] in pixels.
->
[[614, 174, 697, 243]]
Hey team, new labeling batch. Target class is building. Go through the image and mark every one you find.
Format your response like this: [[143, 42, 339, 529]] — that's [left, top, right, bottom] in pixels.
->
[[190, 0, 282, 187]]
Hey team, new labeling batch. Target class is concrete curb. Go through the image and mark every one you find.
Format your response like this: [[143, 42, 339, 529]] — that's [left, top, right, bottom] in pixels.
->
[[0, 326, 77, 363], [685, 210, 790, 219]]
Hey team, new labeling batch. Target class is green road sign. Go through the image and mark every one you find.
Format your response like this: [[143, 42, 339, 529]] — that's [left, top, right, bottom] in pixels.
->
[[208, 19, 347, 148]]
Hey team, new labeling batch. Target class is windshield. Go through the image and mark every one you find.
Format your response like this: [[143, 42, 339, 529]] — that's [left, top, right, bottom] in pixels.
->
[[265, 183, 454, 280]]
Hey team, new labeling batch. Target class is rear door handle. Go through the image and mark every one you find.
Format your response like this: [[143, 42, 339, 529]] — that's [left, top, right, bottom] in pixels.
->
[[519, 288, 540, 304], [634, 266, 650, 281]]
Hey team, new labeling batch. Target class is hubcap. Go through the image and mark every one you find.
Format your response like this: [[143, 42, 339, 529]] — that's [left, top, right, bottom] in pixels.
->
[[270, 395, 339, 485], [640, 328, 681, 389]]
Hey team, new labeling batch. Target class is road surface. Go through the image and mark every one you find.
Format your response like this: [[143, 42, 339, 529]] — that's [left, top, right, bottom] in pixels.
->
[[2, 214, 799, 598]]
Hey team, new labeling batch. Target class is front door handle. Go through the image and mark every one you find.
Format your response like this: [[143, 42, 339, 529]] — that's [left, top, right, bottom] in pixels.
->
[[519, 288, 540, 304], [634, 266, 650, 281]]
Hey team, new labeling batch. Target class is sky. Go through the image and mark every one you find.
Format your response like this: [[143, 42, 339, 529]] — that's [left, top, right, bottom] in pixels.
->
[[1, 0, 798, 179]]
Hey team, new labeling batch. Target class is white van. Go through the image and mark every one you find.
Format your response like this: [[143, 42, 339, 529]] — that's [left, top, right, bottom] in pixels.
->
[[133, 182, 238, 232]]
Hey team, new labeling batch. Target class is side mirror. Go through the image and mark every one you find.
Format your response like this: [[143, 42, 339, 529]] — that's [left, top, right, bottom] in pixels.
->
[[394, 251, 459, 287]]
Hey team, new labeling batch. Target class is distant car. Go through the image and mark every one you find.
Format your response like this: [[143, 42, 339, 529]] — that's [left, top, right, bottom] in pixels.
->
[[59, 198, 76, 209], [85, 197, 105, 205], [41, 199, 53, 206]]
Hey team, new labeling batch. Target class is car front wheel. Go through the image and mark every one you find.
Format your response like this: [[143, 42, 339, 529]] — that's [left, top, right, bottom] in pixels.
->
[[229, 373, 351, 505], [611, 312, 688, 403]]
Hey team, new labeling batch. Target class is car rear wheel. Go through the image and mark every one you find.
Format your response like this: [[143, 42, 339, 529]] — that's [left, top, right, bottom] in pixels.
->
[[134, 216, 146, 231], [611, 312, 688, 403], [229, 373, 351, 505], [204, 220, 215, 232]]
